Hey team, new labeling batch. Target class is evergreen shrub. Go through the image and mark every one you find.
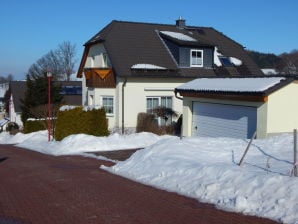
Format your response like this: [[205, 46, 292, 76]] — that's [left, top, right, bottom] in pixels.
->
[[55, 106, 109, 141], [23, 120, 45, 134]]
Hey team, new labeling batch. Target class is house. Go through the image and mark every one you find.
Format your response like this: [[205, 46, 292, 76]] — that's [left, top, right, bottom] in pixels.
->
[[175, 76, 298, 139], [0, 83, 9, 119], [8, 81, 26, 127], [77, 18, 263, 132], [8, 81, 82, 128]]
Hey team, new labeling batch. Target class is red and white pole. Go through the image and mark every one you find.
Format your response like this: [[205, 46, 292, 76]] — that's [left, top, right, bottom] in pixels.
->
[[47, 71, 52, 142]]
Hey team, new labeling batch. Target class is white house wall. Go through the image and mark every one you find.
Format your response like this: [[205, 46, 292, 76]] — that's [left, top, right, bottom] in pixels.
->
[[82, 75, 87, 106], [116, 77, 191, 130], [266, 82, 298, 135], [86, 87, 116, 129], [9, 95, 23, 128], [182, 98, 192, 137], [86, 44, 108, 68]]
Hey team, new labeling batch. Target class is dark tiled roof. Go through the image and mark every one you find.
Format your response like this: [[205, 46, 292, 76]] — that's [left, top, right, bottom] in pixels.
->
[[78, 20, 263, 78], [10, 81, 26, 113]]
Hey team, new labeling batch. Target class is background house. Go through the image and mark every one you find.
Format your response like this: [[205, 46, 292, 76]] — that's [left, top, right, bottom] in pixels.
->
[[8, 81, 25, 126], [175, 77, 298, 139], [77, 18, 262, 132], [0, 83, 9, 117], [8, 81, 82, 128], [0, 83, 10, 130]]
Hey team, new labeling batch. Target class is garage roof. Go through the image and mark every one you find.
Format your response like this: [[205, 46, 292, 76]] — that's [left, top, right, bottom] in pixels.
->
[[175, 77, 293, 95]]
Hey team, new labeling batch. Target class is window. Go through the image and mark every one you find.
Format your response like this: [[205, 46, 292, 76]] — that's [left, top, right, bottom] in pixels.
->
[[160, 96, 172, 108], [102, 53, 108, 67], [219, 56, 234, 67], [146, 96, 173, 125], [102, 96, 114, 115], [60, 86, 82, 95], [90, 55, 95, 67], [146, 97, 159, 113], [190, 49, 203, 67], [89, 95, 94, 106]]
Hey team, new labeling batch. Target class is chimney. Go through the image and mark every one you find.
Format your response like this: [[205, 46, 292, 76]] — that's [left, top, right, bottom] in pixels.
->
[[176, 16, 186, 28]]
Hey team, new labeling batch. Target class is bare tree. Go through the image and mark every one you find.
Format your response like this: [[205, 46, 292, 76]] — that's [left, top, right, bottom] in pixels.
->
[[151, 106, 178, 125], [0, 74, 14, 83], [26, 103, 61, 137], [27, 41, 77, 81], [28, 51, 62, 80], [57, 41, 77, 81], [279, 50, 298, 75]]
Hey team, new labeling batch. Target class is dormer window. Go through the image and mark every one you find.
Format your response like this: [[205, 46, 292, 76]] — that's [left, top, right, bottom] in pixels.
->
[[90, 55, 95, 67], [190, 49, 203, 67], [219, 56, 234, 67], [102, 53, 108, 67]]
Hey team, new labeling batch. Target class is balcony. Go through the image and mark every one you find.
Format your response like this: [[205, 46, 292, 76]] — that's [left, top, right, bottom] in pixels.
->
[[84, 68, 116, 88]]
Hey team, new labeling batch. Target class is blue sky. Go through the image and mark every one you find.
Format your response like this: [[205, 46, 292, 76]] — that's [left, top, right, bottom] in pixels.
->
[[1, 0, 297, 79]]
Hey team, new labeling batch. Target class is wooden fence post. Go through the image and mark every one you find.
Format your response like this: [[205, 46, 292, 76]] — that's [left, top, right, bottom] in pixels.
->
[[294, 129, 298, 177], [238, 131, 257, 166]]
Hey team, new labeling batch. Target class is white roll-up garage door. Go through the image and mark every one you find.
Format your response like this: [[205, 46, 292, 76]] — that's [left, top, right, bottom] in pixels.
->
[[192, 102, 257, 139]]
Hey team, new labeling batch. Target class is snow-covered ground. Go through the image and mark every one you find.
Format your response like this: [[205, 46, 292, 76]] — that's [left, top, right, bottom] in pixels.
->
[[0, 131, 297, 223]]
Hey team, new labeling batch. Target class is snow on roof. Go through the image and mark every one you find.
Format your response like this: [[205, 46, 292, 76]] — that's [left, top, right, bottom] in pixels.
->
[[0, 118, 9, 126], [214, 47, 223, 66], [230, 57, 242, 66], [160, 31, 197, 42], [261, 68, 279, 75], [131, 64, 167, 70], [213, 47, 242, 67], [177, 77, 286, 93]]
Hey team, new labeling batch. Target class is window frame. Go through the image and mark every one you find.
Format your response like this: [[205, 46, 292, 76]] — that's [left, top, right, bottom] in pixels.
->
[[146, 96, 173, 125], [90, 55, 95, 68], [102, 96, 114, 116], [219, 56, 234, 67], [190, 49, 204, 67], [89, 94, 94, 106], [102, 53, 108, 67]]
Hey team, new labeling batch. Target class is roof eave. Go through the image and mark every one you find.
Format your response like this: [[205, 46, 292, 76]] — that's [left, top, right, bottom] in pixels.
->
[[174, 90, 268, 102]]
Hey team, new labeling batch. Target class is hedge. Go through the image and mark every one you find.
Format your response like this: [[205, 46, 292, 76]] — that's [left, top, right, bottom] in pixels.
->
[[54, 106, 109, 141], [24, 120, 46, 134]]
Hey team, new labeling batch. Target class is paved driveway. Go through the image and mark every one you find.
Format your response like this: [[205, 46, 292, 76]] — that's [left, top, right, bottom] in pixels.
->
[[0, 144, 278, 224]]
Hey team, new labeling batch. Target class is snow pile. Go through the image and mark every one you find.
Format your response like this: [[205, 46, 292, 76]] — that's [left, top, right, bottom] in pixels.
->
[[59, 105, 78, 111], [160, 31, 197, 42], [1, 130, 298, 223], [2, 131, 172, 156], [103, 135, 298, 223]]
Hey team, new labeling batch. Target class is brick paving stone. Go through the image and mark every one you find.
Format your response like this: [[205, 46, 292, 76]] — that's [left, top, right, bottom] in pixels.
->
[[0, 144, 279, 224]]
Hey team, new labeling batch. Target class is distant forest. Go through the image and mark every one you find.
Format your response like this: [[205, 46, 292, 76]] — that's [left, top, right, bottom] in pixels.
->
[[247, 49, 298, 74]]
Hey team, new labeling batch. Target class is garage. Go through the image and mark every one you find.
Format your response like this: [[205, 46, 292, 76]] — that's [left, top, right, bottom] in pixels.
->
[[192, 102, 257, 138], [175, 77, 298, 139]]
